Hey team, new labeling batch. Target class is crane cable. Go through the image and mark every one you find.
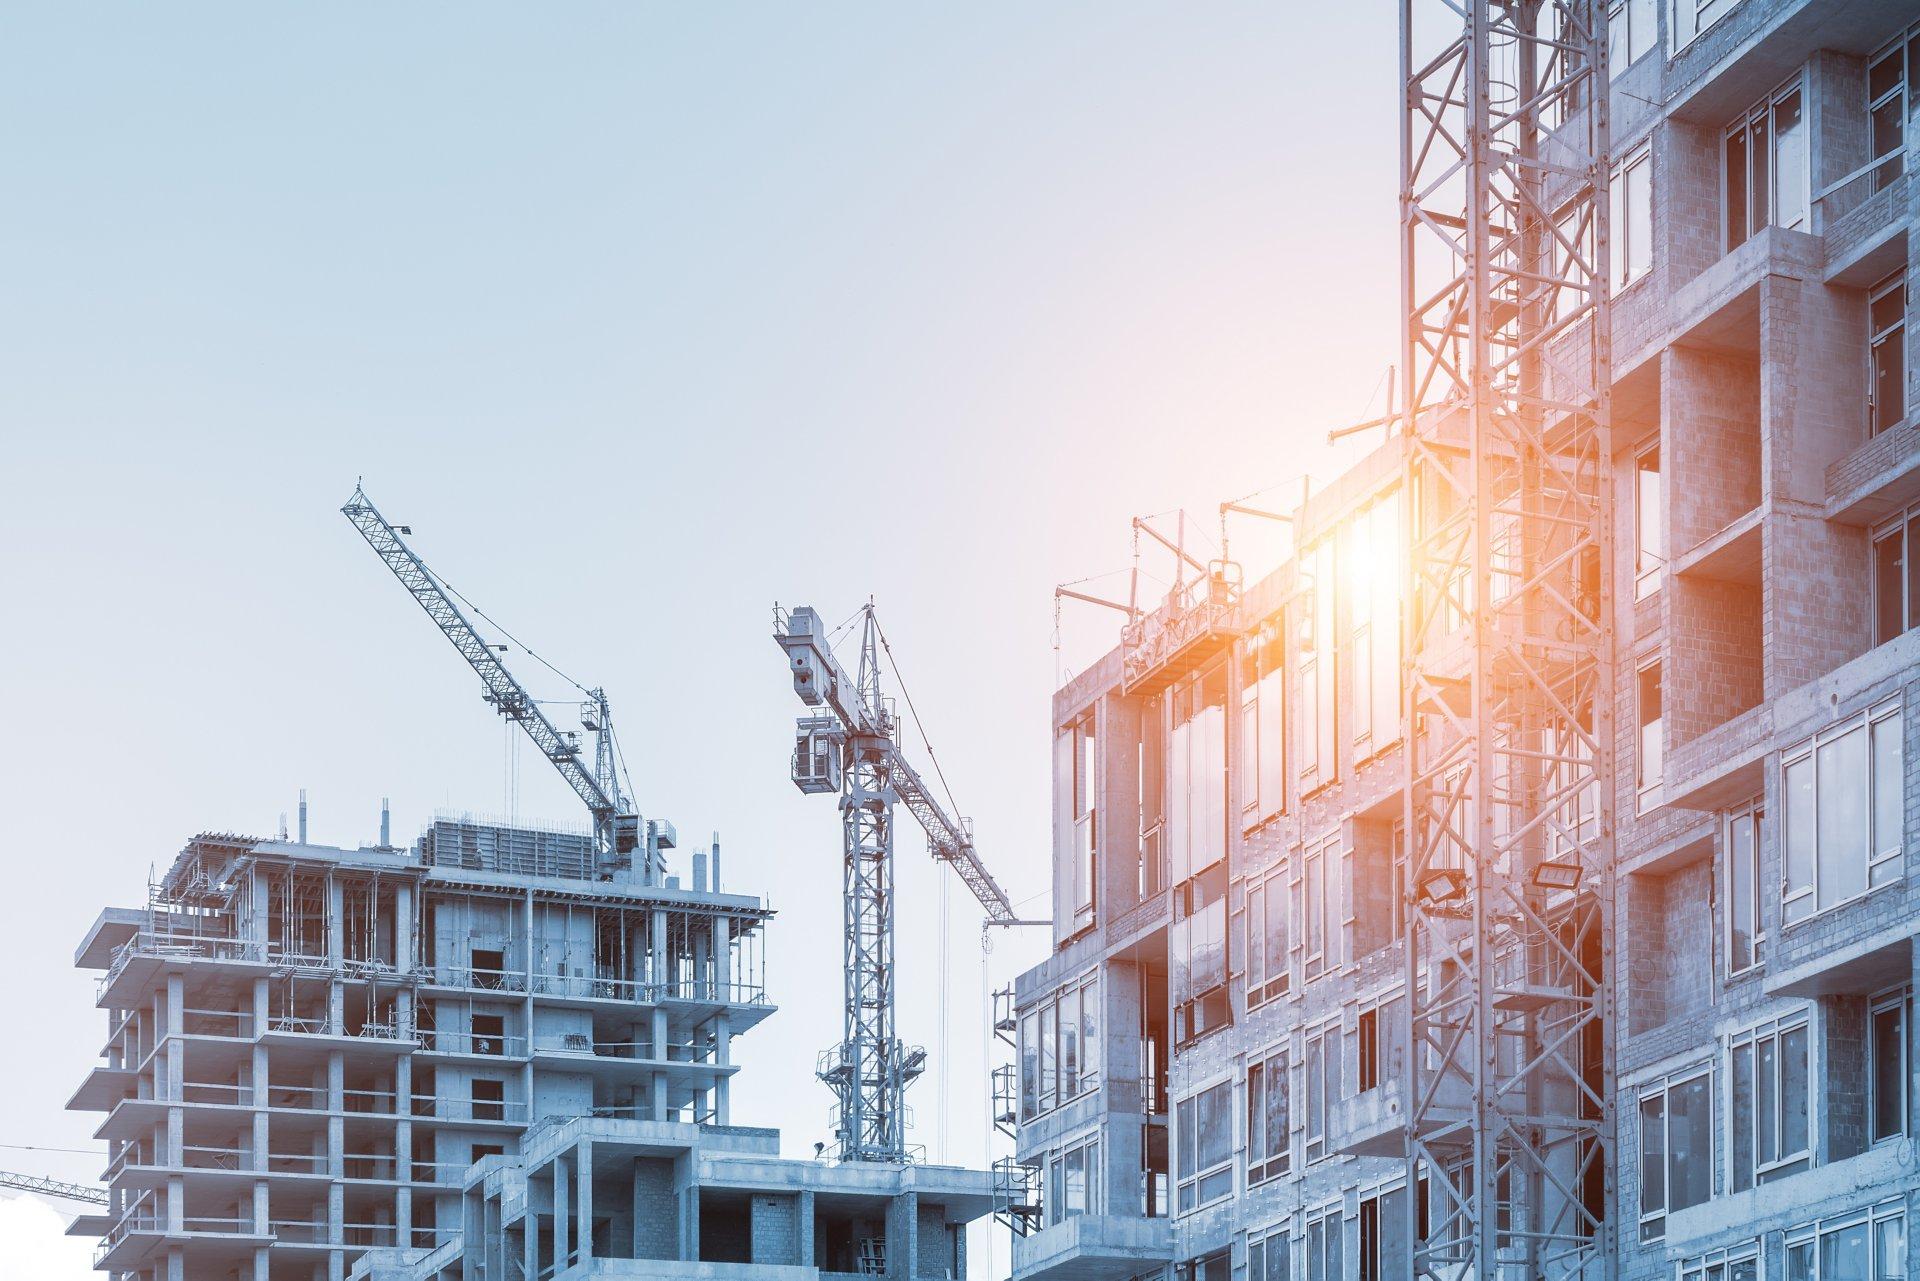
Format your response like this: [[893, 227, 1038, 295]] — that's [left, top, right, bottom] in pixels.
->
[[868, 614, 965, 823]]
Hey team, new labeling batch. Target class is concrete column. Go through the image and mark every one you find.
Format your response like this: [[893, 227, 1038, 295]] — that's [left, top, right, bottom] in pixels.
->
[[577, 1139, 594, 1263], [553, 1156, 572, 1270], [884, 1191, 918, 1280], [521, 1174, 539, 1281], [714, 1011, 732, 1125], [327, 872, 344, 963], [396, 881, 415, 970], [714, 915, 732, 999], [797, 1189, 815, 1269]]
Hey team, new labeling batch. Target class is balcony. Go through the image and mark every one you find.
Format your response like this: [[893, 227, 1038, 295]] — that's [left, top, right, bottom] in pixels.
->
[[1012, 1214, 1173, 1281], [1329, 1079, 1407, 1159]]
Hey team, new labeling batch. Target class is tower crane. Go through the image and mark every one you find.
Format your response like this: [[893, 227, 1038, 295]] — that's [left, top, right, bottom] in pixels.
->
[[774, 603, 1041, 1164], [343, 484, 650, 880], [0, 1171, 108, 1207]]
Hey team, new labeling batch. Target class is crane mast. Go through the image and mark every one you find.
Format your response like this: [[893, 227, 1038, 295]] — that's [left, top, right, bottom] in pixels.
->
[[343, 484, 647, 879], [774, 603, 1032, 1164]]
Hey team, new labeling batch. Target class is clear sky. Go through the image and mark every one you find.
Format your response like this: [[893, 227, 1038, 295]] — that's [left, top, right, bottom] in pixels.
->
[[0, 6, 1400, 1273]]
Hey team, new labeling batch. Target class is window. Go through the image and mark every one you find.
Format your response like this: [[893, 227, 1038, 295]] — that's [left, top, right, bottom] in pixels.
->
[[1672, 0, 1741, 52], [1357, 1188, 1406, 1281], [472, 947, 506, 989], [1356, 999, 1401, 1094], [1173, 865, 1230, 1043], [1305, 1021, 1341, 1164], [470, 1077, 506, 1123], [1870, 272, 1907, 436], [1786, 1201, 1906, 1280], [1019, 1009, 1039, 1119], [1168, 666, 1228, 885], [1174, 1080, 1233, 1214], [1782, 699, 1904, 924], [1637, 1068, 1711, 1241], [1018, 974, 1100, 1120], [1725, 76, 1808, 250], [1725, 804, 1763, 976], [1729, 1014, 1810, 1191], [472, 1012, 506, 1055], [1680, 1244, 1759, 1281], [1302, 832, 1341, 980], [1612, 144, 1652, 290], [1607, 0, 1655, 74], [1242, 625, 1287, 827], [1057, 712, 1098, 925], [1045, 1134, 1101, 1225], [1637, 661, 1663, 807], [1246, 1048, 1290, 1184], [1178, 1253, 1229, 1281], [1139, 693, 1167, 899], [1299, 540, 1337, 791], [471, 1143, 504, 1164], [1868, 30, 1913, 193], [1346, 494, 1402, 757], [1247, 1227, 1290, 1281], [1245, 864, 1290, 1008], [1872, 505, 1920, 645], [1635, 445, 1664, 598], [1871, 988, 1909, 1145], [1305, 1207, 1344, 1281]]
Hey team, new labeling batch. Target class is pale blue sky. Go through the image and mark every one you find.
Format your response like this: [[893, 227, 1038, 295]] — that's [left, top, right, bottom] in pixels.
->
[[0, 6, 1399, 1272]]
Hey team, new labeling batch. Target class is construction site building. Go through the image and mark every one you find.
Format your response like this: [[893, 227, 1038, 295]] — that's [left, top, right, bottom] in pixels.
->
[[68, 817, 774, 1281], [345, 1115, 995, 1281], [1008, 3, 1920, 1279]]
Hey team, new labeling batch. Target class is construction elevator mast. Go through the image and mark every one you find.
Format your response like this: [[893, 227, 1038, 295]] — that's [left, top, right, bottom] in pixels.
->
[[1400, 2, 1614, 1278]]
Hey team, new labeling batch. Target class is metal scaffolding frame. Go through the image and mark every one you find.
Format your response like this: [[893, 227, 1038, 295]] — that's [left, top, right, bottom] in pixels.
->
[[1399, 1, 1615, 1277]]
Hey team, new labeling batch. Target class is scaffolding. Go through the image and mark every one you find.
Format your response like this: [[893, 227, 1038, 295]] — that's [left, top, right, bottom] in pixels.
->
[[1399, 1, 1615, 1278]]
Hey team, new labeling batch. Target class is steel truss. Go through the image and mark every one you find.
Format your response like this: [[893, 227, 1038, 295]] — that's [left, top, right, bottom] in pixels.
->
[[1399, 2, 1616, 1278]]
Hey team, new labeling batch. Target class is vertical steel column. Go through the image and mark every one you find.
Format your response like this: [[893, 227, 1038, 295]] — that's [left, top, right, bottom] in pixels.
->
[[1400, 1, 1616, 1277]]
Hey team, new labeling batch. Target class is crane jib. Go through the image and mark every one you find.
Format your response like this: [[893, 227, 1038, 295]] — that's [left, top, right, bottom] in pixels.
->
[[342, 485, 636, 867]]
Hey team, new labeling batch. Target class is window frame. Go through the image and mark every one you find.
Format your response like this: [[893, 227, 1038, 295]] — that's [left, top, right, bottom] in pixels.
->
[[1869, 270, 1908, 437], [1867, 28, 1913, 194], [1637, 657, 1664, 811], [1304, 1019, 1341, 1165], [1723, 801, 1764, 978], [1634, 442, 1665, 599], [1780, 698, 1905, 927], [1677, 1242, 1760, 1281], [1613, 141, 1654, 292], [1606, 0, 1656, 76], [1245, 862, 1291, 1009], [1172, 1077, 1235, 1216], [1017, 972, 1101, 1122], [1726, 1011, 1813, 1192], [1246, 1044, 1292, 1186], [1044, 1130, 1102, 1226], [1722, 73, 1810, 252], [1637, 1064, 1713, 1243], [1869, 986, 1910, 1147], [1785, 1199, 1906, 1280]]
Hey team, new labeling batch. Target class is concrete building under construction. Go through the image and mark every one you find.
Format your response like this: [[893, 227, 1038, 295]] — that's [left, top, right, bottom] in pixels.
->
[[1009, 2, 1920, 1280]]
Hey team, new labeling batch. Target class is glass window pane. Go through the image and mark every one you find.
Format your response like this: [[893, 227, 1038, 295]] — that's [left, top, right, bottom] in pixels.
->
[[1785, 756, 1815, 919], [1639, 1093, 1666, 1218], [1873, 1003, 1904, 1142], [1907, 517, 1920, 633], [1874, 98, 1906, 189], [1726, 128, 1749, 248], [1819, 726, 1870, 905], [1876, 529, 1905, 645], [1757, 1035, 1777, 1165], [1823, 1222, 1870, 1281], [1729, 812, 1757, 972], [1780, 1024, 1809, 1159], [1773, 90, 1806, 229], [1732, 1042, 1755, 1192], [1753, 113, 1770, 229], [1874, 712, 1904, 879], [1877, 1216, 1905, 1281], [1669, 1074, 1712, 1212]]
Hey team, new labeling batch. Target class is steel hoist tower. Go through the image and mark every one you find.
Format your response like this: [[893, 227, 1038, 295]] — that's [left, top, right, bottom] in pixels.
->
[[775, 603, 1032, 1164], [1399, 2, 1615, 1277]]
